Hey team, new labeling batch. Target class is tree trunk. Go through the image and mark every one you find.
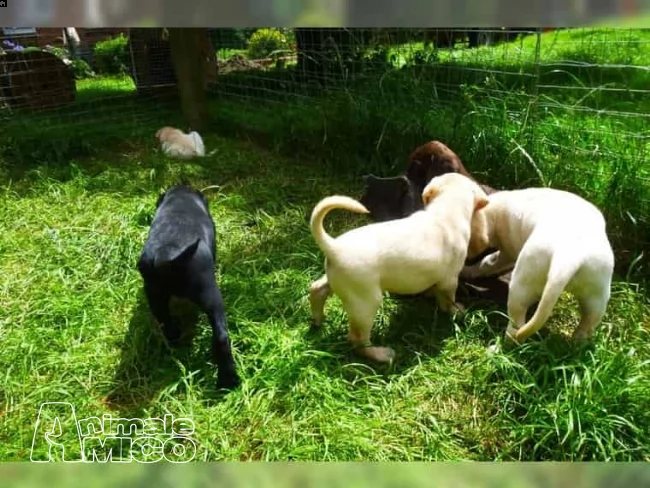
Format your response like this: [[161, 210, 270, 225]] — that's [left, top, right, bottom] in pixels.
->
[[294, 28, 326, 81], [167, 28, 210, 131]]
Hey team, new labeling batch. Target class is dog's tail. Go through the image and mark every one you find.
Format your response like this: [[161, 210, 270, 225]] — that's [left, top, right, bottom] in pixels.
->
[[310, 195, 369, 257], [190, 131, 205, 157], [512, 251, 582, 343]]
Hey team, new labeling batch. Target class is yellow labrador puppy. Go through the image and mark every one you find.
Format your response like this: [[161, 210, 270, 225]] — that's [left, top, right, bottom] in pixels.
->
[[461, 187, 614, 349], [309, 173, 490, 363], [156, 126, 205, 159]]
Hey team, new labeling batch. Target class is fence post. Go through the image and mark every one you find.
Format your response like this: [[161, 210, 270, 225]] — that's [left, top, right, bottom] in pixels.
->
[[528, 28, 543, 159], [167, 28, 210, 131]]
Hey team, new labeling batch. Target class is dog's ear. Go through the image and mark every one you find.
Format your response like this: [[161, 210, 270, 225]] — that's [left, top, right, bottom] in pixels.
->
[[422, 184, 438, 207], [405, 159, 427, 187], [468, 206, 490, 260], [474, 194, 489, 211]]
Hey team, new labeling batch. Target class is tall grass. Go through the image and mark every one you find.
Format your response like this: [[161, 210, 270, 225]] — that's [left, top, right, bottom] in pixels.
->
[[1, 135, 649, 462], [209, 28, 650, 276]]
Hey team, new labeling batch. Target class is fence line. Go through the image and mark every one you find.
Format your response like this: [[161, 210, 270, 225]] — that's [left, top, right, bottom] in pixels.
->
[[1, 27, 649, 271]]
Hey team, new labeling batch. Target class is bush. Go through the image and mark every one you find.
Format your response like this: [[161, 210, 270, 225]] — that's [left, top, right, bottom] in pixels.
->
[[92, 34, 129, 75], [211, 28, 257, 49], [44, 45, 95, 80], [69, 57, 95, 79], [246, 28, 290, 60]]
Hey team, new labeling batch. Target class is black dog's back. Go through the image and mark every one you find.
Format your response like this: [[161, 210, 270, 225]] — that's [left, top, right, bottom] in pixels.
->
[[139, 186, 215, 272], [359, 174, 423, 222], [137, 184, 239, 390]]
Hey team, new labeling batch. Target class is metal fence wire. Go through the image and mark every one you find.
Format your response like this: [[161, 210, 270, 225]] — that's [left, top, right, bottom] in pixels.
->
[[1, 27, 650, 271]]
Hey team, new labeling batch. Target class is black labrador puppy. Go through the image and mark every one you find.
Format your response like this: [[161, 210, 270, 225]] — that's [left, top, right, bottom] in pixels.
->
[[359, 174, 423, 223], [137, 185, 240, 390]]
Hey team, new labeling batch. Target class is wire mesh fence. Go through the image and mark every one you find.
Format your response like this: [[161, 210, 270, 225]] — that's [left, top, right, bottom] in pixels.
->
[[0, 27, 185, 160], [1, 27, 649, 272]]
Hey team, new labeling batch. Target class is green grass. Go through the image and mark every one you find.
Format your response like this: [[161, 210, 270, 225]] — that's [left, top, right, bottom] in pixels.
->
[[2, 27, 650, 462], [4, 462, 650, 487], [1, 134, 650, 462]]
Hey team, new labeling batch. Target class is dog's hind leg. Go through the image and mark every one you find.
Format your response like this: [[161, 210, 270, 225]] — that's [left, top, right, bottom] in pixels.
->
[[432, 276, 465, 317], [143, 282, 181, 345], [573, 293, 609, 342], [505, 285, 538, 346], [571, 261, 612, 342], [309, 274, 331, 327], [504, 260, 549, 346], [485, 280, 539, 355], [197, 283, 240, 390], [342, 293, 394, 363]]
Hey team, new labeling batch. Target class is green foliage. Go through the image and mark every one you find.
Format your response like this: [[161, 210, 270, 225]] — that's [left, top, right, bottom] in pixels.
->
[[44, 45, 96, 79], [92, 33, 129, 75], [69, 57, 96, 79], [211, 28, 258, 49], [246, 28, 291, 60]]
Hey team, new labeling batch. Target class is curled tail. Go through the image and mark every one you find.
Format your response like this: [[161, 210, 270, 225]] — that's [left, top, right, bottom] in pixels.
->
[[513, 252, 582, 343], [310, 195, 370, 258]]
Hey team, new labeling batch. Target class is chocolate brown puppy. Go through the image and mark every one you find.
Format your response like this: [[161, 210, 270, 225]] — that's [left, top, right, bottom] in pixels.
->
[[361, 141, 496, 222], [360, 141, 510, 306], [406, 140, 497, 196]]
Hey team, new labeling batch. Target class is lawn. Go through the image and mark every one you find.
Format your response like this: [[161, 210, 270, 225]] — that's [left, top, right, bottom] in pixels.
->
[[1, 133, 650, 461], [1, 27, 650, 462]]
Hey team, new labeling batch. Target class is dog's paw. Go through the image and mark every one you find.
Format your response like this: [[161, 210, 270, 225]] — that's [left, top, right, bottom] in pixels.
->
[[504, 325, 521, 349], [571, 332, 595, 350], [486, 343, 502, 356], [359, 345, 396, 364], [216, 371, 241, 391], [452, 302, 467, 320], [161, 320, 183, 346], [309, 317, 324, 329]]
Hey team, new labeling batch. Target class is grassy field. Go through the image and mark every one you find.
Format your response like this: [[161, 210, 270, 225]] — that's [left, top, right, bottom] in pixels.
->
[[1, 27, 650, 462]]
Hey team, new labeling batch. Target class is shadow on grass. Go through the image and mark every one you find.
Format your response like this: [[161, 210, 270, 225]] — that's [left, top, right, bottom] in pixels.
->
[[295, 289, 511, 381], [105, 289, 223, 414], [384, 285, 523, 371]]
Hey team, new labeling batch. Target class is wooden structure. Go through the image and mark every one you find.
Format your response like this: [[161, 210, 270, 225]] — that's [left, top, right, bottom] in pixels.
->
[[0, 50, 75, 110], [126, 28, 217, 91], [126, 28, 177, 95]]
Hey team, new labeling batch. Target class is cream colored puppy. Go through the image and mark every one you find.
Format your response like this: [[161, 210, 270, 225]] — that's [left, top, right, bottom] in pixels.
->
[[461, 187, 614, 348], [309, 173, 490, 363], [156, 126, 205, 159]]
